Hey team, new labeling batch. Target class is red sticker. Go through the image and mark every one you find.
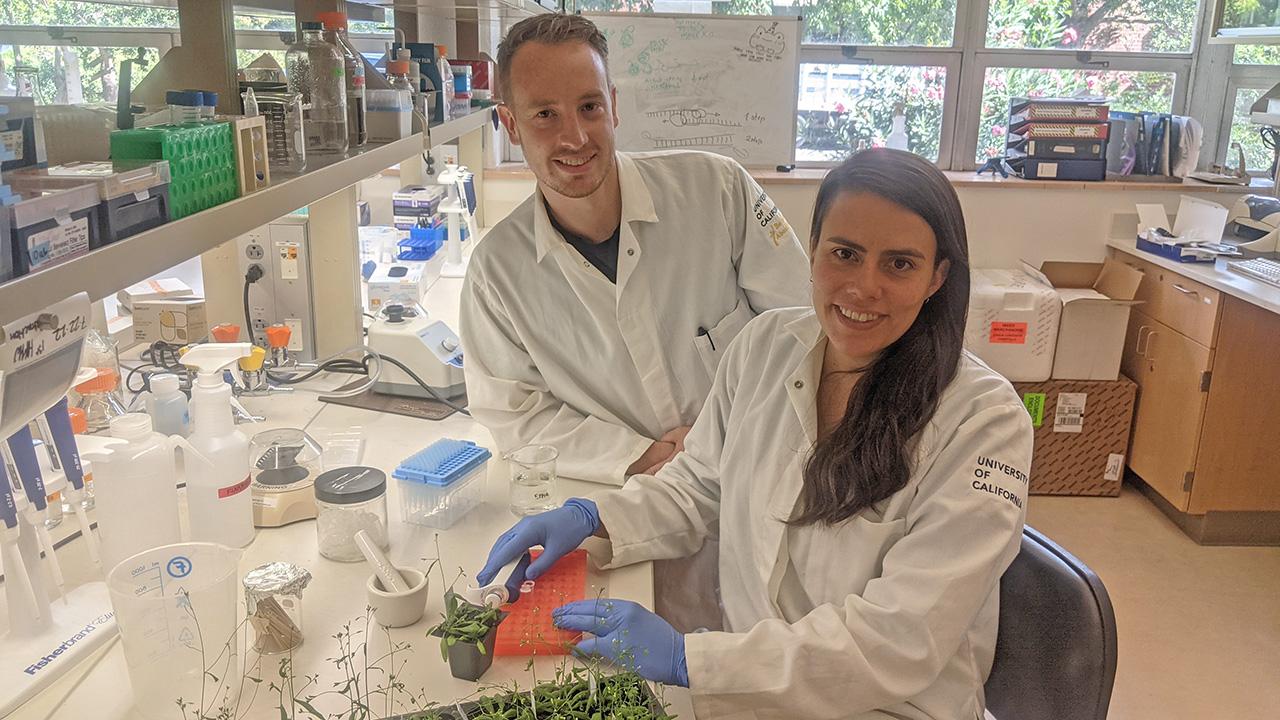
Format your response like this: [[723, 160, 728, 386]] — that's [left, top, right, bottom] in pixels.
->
[[989, 322, 1028, 344], [218, 476, 251, 499]]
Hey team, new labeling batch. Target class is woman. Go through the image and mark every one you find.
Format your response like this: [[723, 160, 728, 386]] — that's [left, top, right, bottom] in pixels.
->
[[476, 149, 1034, 719]]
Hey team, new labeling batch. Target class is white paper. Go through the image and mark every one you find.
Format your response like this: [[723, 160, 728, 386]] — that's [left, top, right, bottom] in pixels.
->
[[1172, 195, 1229, 243], [1136, 203, 1171, 233], [1104, 453, 1125, 482], [1053, 392, 1087, 433]]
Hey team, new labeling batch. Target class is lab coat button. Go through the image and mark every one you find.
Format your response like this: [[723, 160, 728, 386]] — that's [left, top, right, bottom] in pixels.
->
[[793, 380, 804, 389], [627, 248, 635, 256]]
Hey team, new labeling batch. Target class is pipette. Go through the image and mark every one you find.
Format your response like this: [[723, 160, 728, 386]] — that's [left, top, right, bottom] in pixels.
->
[[37, 397, 100, 564], [0, 458, 41, 621], [6, 427, 66, 603]]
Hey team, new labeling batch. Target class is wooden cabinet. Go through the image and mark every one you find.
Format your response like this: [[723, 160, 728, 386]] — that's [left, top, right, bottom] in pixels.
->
[[1113, 248, 1280, 535], [1123, 309, 1212, 511]]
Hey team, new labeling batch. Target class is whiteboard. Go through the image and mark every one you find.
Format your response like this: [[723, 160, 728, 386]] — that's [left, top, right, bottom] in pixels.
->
[[586, 13, 802, 168]]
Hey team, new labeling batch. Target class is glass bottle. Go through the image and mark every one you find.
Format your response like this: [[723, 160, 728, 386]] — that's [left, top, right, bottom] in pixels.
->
[[286, 21, 349, 155], [318, 12, 367, 147], [74, 368, 128, 434]]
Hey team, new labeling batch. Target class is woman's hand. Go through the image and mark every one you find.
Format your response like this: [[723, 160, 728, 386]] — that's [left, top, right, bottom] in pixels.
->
[[476, 498, 600, 587], [553, 598, 689, 687]]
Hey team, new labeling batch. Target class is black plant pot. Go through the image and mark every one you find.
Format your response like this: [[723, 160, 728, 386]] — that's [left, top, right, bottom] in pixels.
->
[[431, 611, 508, 681]]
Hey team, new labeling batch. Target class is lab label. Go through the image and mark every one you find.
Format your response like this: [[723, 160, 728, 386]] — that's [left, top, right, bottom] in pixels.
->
[[988, 321, 1028, 345], [1053, 392, 1087, 433], [25, 216, 90, 271], [1022, 392, 1046, 428]]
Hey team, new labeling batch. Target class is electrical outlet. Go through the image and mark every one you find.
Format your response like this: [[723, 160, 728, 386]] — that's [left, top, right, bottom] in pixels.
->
[[245, 243, 265, 260]]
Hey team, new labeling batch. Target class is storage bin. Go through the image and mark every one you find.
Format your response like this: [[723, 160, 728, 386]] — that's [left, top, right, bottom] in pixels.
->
[[965, 268, 1062, 382], [9, 184, 101, 276], [8, 160, 171, 243], [110, 122, 237, 219]]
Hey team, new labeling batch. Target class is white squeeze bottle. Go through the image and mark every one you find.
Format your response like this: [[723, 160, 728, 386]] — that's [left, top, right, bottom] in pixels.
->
[[142, 373, 190, 437], [181, 343, 256, 548]]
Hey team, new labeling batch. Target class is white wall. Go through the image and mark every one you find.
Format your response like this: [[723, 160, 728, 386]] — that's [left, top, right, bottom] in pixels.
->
[[481, 175, 1247, 269]]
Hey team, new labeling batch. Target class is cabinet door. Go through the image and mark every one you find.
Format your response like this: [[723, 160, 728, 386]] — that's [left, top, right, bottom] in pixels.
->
[[1127, 314, 1213, 511]]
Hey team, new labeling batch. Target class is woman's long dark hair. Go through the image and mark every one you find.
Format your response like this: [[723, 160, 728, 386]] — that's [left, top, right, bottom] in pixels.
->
[[791, 149, 971, 526]]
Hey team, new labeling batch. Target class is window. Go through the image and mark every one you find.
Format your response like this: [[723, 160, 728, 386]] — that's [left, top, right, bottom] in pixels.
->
[[1218, 0, 1280, 38], [986, 0, 1199, 53], [1229, 87, 1274, 172], [798, 62, 947, 161], [977, 68, 1176, 160], [2, 1, 177, 28]]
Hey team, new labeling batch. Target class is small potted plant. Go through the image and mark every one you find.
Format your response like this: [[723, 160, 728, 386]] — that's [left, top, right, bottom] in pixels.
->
[[428, 590, 508, 681]]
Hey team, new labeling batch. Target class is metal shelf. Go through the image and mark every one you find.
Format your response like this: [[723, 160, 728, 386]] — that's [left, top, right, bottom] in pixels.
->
[[426, 106, 496, 149], [0, 133, 426, 326]]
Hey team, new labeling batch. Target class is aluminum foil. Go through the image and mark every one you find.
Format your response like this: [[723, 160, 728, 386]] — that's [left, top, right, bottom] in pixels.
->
[[243, 561, 312, 614]]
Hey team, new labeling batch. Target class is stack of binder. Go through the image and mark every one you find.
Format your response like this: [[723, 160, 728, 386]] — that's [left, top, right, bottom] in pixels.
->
[[1006, 97, 1109, 181]]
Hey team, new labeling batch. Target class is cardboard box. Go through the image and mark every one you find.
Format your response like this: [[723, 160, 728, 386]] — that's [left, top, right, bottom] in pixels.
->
[[117, 277, 195, 311], [132, 297, 207, 344], [966, 269, 1063, 382], [367, 260, 440, 311], [1025, 259, 1144, 381], [1014, 376, 1137, 496]]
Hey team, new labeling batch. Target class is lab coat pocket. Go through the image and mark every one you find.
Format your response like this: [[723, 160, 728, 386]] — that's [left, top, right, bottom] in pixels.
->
[[694, 300, 755, 379], [799, 516, 908, 602]]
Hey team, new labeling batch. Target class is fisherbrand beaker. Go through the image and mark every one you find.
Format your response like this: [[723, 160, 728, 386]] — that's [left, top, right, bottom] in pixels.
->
[[106, 542, 242, 720]]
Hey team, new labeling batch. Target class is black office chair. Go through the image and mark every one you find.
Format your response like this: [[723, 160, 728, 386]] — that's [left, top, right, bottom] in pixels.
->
[[984, 526, 1118, 720]]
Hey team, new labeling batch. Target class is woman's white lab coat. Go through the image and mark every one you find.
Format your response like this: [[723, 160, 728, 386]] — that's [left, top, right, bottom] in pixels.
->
[[593, 307, 1034, 720], [459, 150, 811, 486]]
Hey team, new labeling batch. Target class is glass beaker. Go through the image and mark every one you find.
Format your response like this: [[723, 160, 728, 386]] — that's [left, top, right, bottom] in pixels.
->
[[508, 445, 558, 517], [106, 542, 242, 720]]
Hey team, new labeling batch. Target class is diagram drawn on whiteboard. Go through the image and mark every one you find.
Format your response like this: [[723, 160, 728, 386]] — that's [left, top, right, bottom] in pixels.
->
[[642, 131, 748, 159], [646, 109, 743, 128], [734, 22, 787, 62]]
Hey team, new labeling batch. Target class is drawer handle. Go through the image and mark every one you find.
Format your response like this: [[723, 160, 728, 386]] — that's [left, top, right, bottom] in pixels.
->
[[1145, 331, 1158, 362], [1127, 263, 1146, 274], [1171, 283, 1198, 296], [1136, 325, 1152, 356]]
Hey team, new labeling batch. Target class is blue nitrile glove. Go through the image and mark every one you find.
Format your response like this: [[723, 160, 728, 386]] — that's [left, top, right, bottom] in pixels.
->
[[476, 498, 600, 588], [553, 598, 689, 687]]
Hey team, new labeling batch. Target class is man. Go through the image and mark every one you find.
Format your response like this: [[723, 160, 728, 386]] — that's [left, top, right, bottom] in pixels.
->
[[460, 13, 810, 630]]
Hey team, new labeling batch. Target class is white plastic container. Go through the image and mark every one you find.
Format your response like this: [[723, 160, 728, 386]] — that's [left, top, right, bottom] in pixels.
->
[[106, 542, 241, 720], [366, 89, 412, 143], [79, 413, 184, 574], [182, 344, 255, 548], [142, 373, 190, 437], [965, 269, 1063, 382]]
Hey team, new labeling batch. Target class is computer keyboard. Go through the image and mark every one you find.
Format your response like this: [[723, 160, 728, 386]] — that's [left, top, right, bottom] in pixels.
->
[[1226, 258, 1280, 289]]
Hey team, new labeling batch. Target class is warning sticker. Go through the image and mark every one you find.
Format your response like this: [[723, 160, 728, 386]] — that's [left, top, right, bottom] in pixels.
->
[[1022, 393, 1046, 428], [0, 130, 23, 161], [218, 476, 251, 499], [989, 322, 1028, 345], [1053, 392, 1087, 433]]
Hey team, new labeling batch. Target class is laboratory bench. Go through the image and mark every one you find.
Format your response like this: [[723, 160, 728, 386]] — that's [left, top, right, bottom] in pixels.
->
[[4, 268, 692, 719], [5, 387, 694, 720], [1107, 238, 1280, 544]]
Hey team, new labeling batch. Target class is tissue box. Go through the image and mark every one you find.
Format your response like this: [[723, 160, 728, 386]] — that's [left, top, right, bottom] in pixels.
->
[[966, 269, 1062, 382], [132, 297, 208, 344]]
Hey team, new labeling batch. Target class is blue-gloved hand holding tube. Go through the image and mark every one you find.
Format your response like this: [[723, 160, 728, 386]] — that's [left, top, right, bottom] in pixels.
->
[[553, 598, 689, 687], [476, 498, 601, 591]]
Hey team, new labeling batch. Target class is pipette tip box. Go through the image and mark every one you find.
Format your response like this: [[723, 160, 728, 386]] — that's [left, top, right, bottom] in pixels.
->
[[394, 439, 490, 529]]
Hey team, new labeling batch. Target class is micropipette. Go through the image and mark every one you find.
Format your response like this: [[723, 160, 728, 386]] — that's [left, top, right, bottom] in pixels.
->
[[6, 427, 66, 603], [37, 398, 99, 565], [0, 458, 41, 622]]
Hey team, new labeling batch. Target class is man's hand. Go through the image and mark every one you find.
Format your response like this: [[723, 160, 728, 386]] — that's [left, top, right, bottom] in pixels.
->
[[626, 440, 675, 476], [660, 426, 693, 454]]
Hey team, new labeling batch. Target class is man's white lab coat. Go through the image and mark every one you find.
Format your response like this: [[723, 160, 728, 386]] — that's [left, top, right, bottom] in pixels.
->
[[594, 308, 1034, 719], [460, 150, 811, 484]]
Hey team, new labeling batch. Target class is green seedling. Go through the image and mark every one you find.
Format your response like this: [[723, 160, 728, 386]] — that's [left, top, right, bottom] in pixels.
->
[[429, 591, 505, 660]]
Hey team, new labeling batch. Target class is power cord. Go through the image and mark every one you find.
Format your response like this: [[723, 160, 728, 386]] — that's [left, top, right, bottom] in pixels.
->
[[243, 264, 264, 346]]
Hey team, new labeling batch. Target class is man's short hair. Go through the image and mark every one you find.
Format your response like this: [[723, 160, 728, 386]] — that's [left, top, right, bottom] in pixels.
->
[[496, 14, 610, 104]]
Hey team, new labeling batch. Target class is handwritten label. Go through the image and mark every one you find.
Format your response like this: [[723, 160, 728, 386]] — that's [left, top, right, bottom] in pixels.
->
[[2, 294, 91, 373], [745, 135, 763, 145]]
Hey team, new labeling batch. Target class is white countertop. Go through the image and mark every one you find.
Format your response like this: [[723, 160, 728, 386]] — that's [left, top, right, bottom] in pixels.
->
[[3, 274, 695, 720], [1107, 237, 1280, 316]]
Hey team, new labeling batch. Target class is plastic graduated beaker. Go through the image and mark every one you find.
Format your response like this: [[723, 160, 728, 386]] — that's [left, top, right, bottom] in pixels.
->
[[106, 542, 243, 720]]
